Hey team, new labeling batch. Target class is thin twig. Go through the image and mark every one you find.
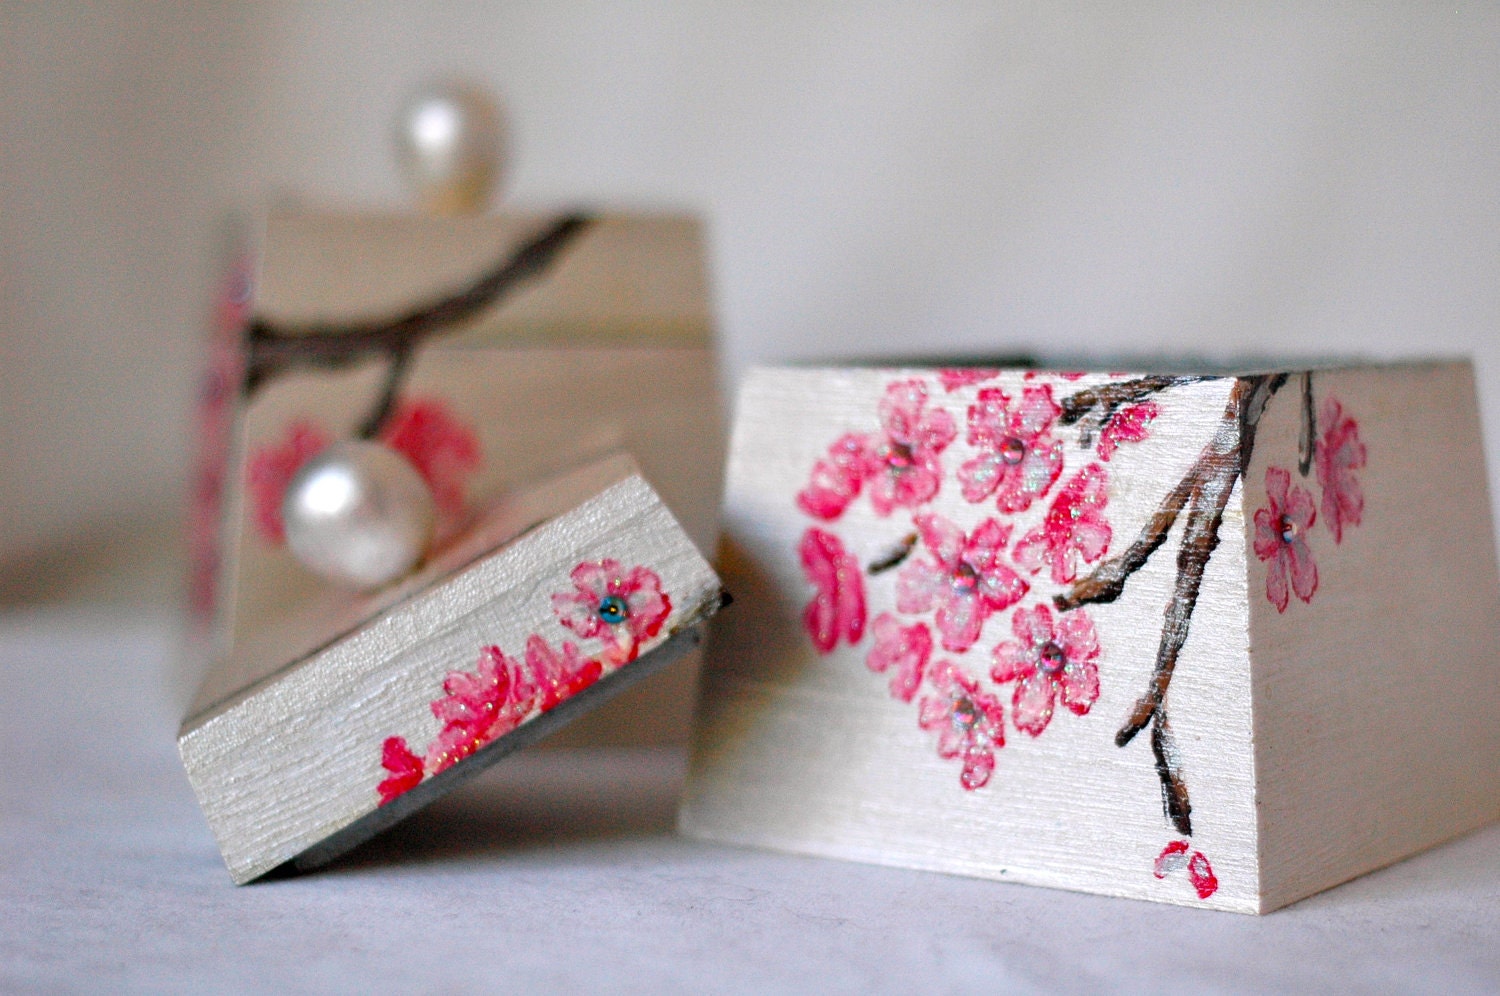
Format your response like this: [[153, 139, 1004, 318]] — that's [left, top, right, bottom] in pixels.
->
[[1152, 712, 1192, 836], [868, 532, 918, 574], [1058, 375, 1201, 447], [356, 346, 412, 440]]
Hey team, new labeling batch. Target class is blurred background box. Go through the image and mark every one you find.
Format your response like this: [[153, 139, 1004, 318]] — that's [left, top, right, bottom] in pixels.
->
[[187, 210, 723, 747]]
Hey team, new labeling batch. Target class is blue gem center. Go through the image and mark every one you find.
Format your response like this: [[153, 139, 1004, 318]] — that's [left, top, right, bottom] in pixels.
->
[[598, 595, 630, 624]]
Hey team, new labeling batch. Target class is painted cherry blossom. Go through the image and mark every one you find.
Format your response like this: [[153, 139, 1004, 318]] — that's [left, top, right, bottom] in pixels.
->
[[247, 421, 331, 543], [897, 514, 1029, 653], [866, 614, 932, 702], [1315, 396, 1366, 544], [797, 433, 869, 521], [1097, 401, 1158, 461], [381, 397, 483, 518], [1013, 464, 1113, 585], [958, 385, 1064, 513], [553, 560, 673, 664], [937, 368, 1000, 392], [990, 604, 1101, 737], [525, 634, 603, 711], [862, 379, 958, 516], [376, 736, 425, 805], [918, 660, 1006, 790], [1154, 840, 1219, 899], [799, 528, 867, 653], [1253, 466, 1319, 612], [426, 645, 539, 774]]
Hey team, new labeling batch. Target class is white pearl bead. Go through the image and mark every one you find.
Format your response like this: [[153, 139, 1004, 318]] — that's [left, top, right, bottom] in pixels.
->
[[282, 441, 436, 590], [394, 83, 507, 216]]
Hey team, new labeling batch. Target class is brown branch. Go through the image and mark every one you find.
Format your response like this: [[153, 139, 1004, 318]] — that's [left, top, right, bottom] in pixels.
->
[[1054, 468, 1198, 611], [1152, 712, 1192, 836], [868, 532, 918, 574], [1115, 451, 1238, 747], [1296, 370, 1316, 477], [243, 213, 594, 395]]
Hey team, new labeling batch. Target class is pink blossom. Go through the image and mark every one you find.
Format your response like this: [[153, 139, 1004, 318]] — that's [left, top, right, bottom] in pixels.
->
[[866, 614, 932, 702], [897, 514, 1028, 652], [1154, 840, 1219, 899], [937, 368, 1000, 392], [1253, 466, 1318, 612], [552, 560, 672, 664], [376, 736, 425, 805], [427, 645, 539, 774], [863, 379, 958, 516], [379, 397, 482, 518], [799, 528, 867, 653], [990, 604, 1101, 737], [958, 385, 1064, 513], [1013, 464, 1113, 585], [1097, 401, 1158, 461], [918, 660, 1006, 790], [525, 634, 603, 711], [795, 380, 956, 520], [1315, 396, 1366, 544], [796, 433, 868, 520], [247, 421, 330, 543]]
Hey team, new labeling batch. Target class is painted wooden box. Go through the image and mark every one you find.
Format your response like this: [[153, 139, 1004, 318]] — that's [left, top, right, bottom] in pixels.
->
[[680, 362, 1500, 913], [185, 210, 723, 748], [181, 454, 725, 883]]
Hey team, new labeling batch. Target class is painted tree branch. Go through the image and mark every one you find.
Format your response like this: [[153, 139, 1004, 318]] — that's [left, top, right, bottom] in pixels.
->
[[1053, 469, 1198, 611], [242, 214, 595, 410], [1054, 373, 1287, 836], [1297, 370, 1317, 477], [1059, 375, 1201, 446]]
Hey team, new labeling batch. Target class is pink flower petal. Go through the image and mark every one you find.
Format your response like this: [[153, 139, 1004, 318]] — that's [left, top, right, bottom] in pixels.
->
[[1056, 659, 1100, 715], [376, 736, 425, 805], [1011, 672, 1056, 737], [1054, 609, 1099, 664], [866, 614, 931, 702], [1252, 506, 1282, 562], [934, 590, 985, 653], [990, 640, 1034, 684], [1188, 851, 1219, 898], [379, 397, 481, 517], [799, 528, 866, 654], [1287, 539, 1319, 604], [1266, 551, 1291, 613], [1154, 840, 1191, 878], [960, 749, 996, 790]]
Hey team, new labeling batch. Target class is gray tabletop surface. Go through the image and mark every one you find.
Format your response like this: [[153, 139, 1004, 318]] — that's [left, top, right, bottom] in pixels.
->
[[3, 606, 1497, 994]]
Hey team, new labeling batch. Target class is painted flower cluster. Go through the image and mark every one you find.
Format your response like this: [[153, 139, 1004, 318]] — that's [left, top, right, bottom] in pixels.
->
[[376, 560, 672, 805], [1252, 396, 1366, 612], [247, 396, 482, 547], [796, 374, 1135, 792]]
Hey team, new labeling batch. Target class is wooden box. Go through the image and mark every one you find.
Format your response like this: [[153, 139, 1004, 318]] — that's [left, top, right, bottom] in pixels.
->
[[680, 362, 1500, 913], [185, 210, 723, 748], [182, 454, 724, 883]]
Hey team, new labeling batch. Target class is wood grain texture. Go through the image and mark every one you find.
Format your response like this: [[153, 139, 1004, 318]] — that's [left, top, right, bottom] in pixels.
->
[[181, 455, 722, 884], [1247, 362, 1500, 912], [681, 362, 1500, 913]]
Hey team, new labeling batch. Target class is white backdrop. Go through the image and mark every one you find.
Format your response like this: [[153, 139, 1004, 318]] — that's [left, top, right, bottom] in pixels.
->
[[2, 3, 1497, 591]]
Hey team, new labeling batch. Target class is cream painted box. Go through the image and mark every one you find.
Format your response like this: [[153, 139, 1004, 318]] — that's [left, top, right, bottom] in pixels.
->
[[681, 362, 1500, 913]]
